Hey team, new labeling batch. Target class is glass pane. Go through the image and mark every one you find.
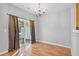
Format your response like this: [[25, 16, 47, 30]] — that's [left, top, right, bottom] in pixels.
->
[[18, 18, 31, 56]]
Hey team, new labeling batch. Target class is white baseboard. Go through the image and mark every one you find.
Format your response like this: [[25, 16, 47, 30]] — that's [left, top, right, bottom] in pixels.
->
[[36, 40, 71, 48]]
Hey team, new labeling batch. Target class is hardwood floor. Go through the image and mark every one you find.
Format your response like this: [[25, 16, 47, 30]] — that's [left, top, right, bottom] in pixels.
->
[[0, 49, 19, 56], [32, 42, 71, 56], [0, 42, 71, 56]]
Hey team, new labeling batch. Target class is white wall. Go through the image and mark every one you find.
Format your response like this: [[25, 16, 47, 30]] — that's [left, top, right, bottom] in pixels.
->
[[0, 4, 9, 52], [38, 8, 71, 47], [71, 3, 79, 56], [0, 4, 37, 52]]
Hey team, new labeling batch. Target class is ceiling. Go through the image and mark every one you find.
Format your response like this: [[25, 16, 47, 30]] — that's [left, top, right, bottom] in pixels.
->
[[11, 3, 71, 15]]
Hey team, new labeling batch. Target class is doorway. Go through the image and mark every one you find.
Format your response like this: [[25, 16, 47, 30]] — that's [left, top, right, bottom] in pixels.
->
[[8, 15, 36, 55], [18, 18, 31, 48]]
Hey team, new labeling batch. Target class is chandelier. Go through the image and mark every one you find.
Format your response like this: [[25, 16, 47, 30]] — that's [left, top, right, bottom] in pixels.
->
[[35, 3, 46, 16]]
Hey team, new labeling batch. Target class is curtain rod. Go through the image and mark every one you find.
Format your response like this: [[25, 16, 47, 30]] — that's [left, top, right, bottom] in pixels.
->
[[7, 13, 34, 21]]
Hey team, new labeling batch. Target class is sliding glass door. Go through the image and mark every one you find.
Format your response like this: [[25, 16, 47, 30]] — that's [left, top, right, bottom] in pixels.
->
[[18, 18, 24, 47], [18, 18, 36, 56], [18, 18, 31, 48], [23, 20, 31, 46]]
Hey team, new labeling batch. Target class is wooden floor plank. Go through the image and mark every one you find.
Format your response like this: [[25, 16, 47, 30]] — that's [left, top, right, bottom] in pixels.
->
[[0, 42, 71, 56], [32, 42, 71, 56], [0, 49, 20, 56]]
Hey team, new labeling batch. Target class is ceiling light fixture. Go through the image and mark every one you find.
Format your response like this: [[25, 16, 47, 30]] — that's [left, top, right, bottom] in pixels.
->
[[35, 3, 46, 16]]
